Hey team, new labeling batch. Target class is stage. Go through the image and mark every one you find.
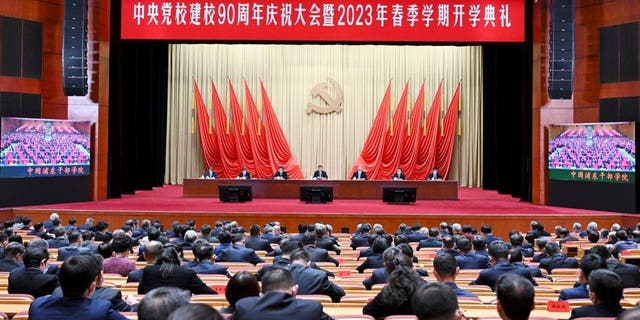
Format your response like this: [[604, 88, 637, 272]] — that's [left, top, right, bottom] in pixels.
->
[[4, 185, 638, 239]]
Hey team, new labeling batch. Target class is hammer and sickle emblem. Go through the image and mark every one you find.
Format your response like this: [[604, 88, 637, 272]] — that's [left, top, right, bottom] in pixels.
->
[[306, 78, 344, 115]]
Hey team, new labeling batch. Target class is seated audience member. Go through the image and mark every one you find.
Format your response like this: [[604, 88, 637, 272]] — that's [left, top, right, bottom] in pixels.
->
[[350, 223, 371, 249], [615, 229, 638, 252], [588, 245, 640, 288], [137, 287, 191, 320], [315, 223, 341, 255], [261, 224, 283, 244], [138, 245, 217, 295], [391, 168, 406, 180], [201, 167, 218, 179], [9, 246, 58, 297], [455, 237, 490, 269], [440, 235, 459, 257], [28, 254, 127, 320], [237, 167, 251, 179], [525, 221, 551, 244], [229, 269, 332, 320], [587, 231, 600, 243], [363, 247, 402, 290], [417, 227, 442, 250], [94, 221, 113, 242], [396, 243, 427, 271], [618, 307, 640, 320], [128, 242, 162, 282], [57, 231, 92, 261], [559, 253, 605, 301], [167, 303, 224, 320], [0, 242, 24, 272], [472, 236, 489, 257], [412, 283, 460, 320], [302, 232, 340, 267], [363, 254, 423, 319], [356, 237, 388, 273], [81, 230, 99, 251], [357, 234, 378, 259], [190, 243, 231, 277], [286, 249, 345, 302], [434, 252, 478, 298], [480, 224, 502, 244], [539, 241, 579, 274], [217, 233, 265, 266], [557, 227, 579, 244], [214, 231, 233, 256], [79, 217, 94, 231], [245, 224, 274, 253], [103, 234, 136, 276], [179, 230, 198, 251], [427, 168, 441, 181], [273, 165, 289, 180], [509, 249, 549, 280], [43, 212, 60, 230], [23, 238, 59, 275], [351, 166, 368, 180], [46, 227, 69, 248], [28, 222, 52, 240], [531, 236, 550, 262], [569, 269, 625, 320], [52, 253, 137, 312], [509, 232, 534, 257], [495, 273, 535, 320], [220, 271, 260, 314], [470, 241, 537, 291], [312, 165, 328, 180]]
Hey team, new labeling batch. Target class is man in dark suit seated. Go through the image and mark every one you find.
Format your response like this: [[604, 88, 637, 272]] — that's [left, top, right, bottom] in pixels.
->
[[495, 274, 535, 320], [439, 235, 460, 257], [356, 237, 388, 273], [351, 166, 367, 180], [362, 247, 400, 290], [273, 166, 289, 180], [190, 243, 231, 277], [559, 254, 606, 301], [350, 223, 371, 249], [93, 221, 113, 242], [433, 252, 478, 298], [509, 249, 550, 281], [480, 224, 502, 245], [0, 242, 24, 272], [427, 168, 441, 181], [312, 165, 328, 180], [27, 222, 52, 240], [525, 221, 551, 244], [27, 254, 127, 320], [589, 245, 640, 288], [301, 232, 339, 267], [569, 269, 625, 319], [558, 227, 579, 244], [455, 238, 490, 270], [509, 232, 534, 257], [217, 233, 265, 266], [539, 241, 579, 274], [315, 224, 340, 255], [469, 241, 537, 291], [472, 236, 489, 257], [286, 249, 345, 302], [391, 168, 406, 180], [46, 227, 69, 249], [201, 167, 219, 179], [531, 236, 550, 262], [412, 283, 460, 320], [137, 287, 191, 320], [262, 224, 283, 244], [9, 246, 59, 298], [57, 231, 92, 261], [229, 268, 332, 320], [127, 241, 163, 283], [416, 228, 443, 250], [237, 168, 251, 179], [245, 224, 274, 253]]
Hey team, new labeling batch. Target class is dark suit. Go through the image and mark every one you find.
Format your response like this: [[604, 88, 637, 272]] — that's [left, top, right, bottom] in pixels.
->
[[137, 264, 217, 295], [304, 245, 339, 266], [607, 259, 640, 288], [217, 244, 265, 265], [52, 286, 136, 312], [417, 238, 442, 250], [190, 260, 231, 277], [229, 291, 332, 320], [392, 172, 406, 180], [237, 171, 251, 179], [512, 262, 546, 279], [126, 268, 143, 283], [28, 296, 127, 320], [351, 170, 367, 180], [531, 252, 549, 263], [406, 232, 427, 242], [427, 171, 441, 180], [358, 247, 373, 260], [245, 236, 274, 253], [261, 233, 282, 244], [350, 233, 370, 249], [363, 268, 389, 290], [356, 253, 384, 273], [0, 259, 22, 272], [273, 170, 289, 180], [57, 245, 92, 261], [443, 282, 478, 298], [558, 283, 589, 301], [94, 231, 113, 242], [469, 260, 537, 291], [203, 169, 218, 179], [47, 237, 69, 249], [28, 230, 52, 240], [9, 267, 59, 298], [569, 303, 624, 320], [286, 264, 345, 302], [539, 255, 579, 274], [455, 252, 490, 269], [316, 237, 340, 255], [363, 289, 414, 319], [484, 234, 503, 244], [312, 170, 328, 180], [256, 256, 291, 281]]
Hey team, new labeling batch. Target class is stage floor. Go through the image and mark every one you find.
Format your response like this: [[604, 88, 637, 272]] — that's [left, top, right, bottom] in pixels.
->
[[14, 185, 620, 215]]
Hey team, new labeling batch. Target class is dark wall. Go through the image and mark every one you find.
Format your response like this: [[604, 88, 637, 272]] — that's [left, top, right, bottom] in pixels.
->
[[0, 176, 90, 207]]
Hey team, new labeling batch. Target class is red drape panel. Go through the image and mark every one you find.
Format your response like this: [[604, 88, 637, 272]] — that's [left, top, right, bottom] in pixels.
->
[[211, 81, 241, 178], [415, 82, 442, 179], [229, 80, 255, 174], [259, 82, 304, 179], [435, 82, 461, 179], [377, 82, 409, 179], [193, 80, 221, 173], [244, 81, 272, 179], [349, 82, 391, 179], [400, 82, 425, 180]]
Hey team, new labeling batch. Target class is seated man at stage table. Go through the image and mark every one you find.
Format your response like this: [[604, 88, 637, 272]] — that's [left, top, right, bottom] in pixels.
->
[[351, 166, 367, 180], [273, 166, 289, 180], [427, 168, 442, 181], [312, 165, 328, 180], [392, 168, 406, 180], [201, 167, 218, 179], [237, 168, 251, 179]]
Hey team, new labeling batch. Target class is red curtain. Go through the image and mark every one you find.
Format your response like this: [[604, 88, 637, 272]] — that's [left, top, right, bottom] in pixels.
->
[[378, 82, 410, 179], [243, 81, 272, 179], [349, 82, 391, 179], [435, 82, 461, 179], [193, 80, 221, 173], [259, 82, 305, 179], [229, 80, 255, 174], [211, 81, 241, 178], [400, 83, 425, 180], [415, 82, 442, 179]]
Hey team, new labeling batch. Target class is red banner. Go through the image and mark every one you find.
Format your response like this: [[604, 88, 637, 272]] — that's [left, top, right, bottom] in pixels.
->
[[121, 0, 525, 42]]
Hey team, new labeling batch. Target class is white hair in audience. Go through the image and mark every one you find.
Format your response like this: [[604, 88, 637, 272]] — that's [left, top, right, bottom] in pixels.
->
[[573, 222, 582, 232], [612, 223, 621, 231], [50, 212, 59, 220], [587, 221, 598, 231], [451, 223, 462, 233], [184, 230, 198, 242]]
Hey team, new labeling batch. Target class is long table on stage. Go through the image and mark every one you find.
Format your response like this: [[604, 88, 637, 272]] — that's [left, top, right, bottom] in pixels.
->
[[182, 178, 458, 200]]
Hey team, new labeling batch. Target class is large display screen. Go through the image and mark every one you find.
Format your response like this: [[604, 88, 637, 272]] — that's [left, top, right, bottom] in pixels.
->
[[0, 117, 91, 178], [548, 122, 635, 184]]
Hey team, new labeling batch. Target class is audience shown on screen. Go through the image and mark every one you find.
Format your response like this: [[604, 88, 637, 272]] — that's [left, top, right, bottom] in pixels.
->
[[548, 128, 635, 171], [392, 168, 406, 181], [312, 165, 328, 180], [237, 168, 251, 180], [1, 124, 90, 166], [273, 166, 289, 180], [201, 168, 219, 179]]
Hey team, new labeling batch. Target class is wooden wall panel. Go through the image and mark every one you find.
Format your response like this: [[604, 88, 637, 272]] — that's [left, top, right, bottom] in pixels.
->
[[532, 0, 549, 204]]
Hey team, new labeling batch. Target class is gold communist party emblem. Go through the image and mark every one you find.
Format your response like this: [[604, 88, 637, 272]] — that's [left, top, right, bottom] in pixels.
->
[[306, 78, 344, 115]]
